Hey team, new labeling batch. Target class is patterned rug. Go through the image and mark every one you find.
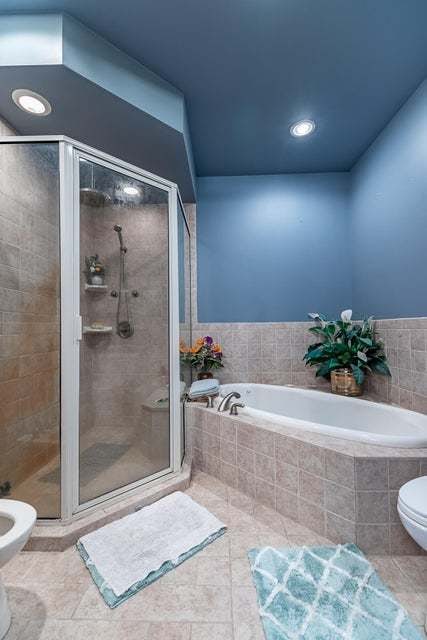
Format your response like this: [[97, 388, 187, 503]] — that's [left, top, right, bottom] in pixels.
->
[[248, 543, 423, 640]]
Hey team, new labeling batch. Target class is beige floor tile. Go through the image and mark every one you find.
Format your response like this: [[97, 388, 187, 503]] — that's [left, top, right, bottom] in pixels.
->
[[368, 555, 415, 592], [231, 558, 253, 586], [3, 617, 28, 640], [191, 471, 229, 500], [228, 488, 254, 514], [120, 583, 232, 622], [7, 579, 88, 621], [393, 556, 427, 591], [196, 557, 231, 585], [232, 586, 264, 640], [0, 552, 39, 584], [6, 471, 427, 640], [253, 504, 286, 534], [233, 621, 265, 640], [160, 556, 199, 586], [24, 547, 89, 585], [191, 623, 233, 640], [394, 592, 427, 627], [257, 531, 289, 548], [287, 533, 327, 546], [229, 532, 261, 558], [72, 584, 122, 620], [198, 533, 229, 558], [146, 622, 191, 639], [226, 506, 258, 532]]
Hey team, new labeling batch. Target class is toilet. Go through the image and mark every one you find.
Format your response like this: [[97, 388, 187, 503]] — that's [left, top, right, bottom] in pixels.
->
[[0, 500, 37, 639], [398, 476, 427, 552]]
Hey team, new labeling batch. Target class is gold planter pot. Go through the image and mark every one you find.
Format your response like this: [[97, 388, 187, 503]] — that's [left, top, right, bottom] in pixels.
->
[[330, 369, 363, 397]]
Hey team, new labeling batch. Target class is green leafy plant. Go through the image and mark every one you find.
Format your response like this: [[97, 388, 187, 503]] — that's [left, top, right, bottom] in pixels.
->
[[303, 309, 391, 385]]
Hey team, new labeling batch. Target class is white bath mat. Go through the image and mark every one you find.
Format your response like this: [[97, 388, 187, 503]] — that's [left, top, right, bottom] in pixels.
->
[[77, 491, 226, 607]]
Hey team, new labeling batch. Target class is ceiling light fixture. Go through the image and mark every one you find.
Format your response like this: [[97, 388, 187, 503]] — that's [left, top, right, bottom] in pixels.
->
[[11, 89, 52, 116], [290, 119, 315, 138], [123, 185, 140, 196]]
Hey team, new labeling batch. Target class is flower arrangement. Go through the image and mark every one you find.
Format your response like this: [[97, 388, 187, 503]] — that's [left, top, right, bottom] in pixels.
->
[[303, 309, 391, 391], [180, 336, 224, 374], [85, 255, 105, 284]]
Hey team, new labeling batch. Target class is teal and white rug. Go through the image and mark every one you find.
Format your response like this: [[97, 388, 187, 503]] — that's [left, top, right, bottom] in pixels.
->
[[248, 543, 423, 639], [77, 491, 226, 608]]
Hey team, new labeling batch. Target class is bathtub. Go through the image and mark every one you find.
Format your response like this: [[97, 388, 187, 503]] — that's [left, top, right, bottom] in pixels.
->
[[220, 383, 427, 448]]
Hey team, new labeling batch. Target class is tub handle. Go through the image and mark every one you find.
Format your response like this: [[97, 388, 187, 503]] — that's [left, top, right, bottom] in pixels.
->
[[229, 402, 245, 416]]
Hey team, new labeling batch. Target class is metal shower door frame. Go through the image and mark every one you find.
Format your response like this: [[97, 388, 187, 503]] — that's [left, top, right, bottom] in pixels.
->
[[59, 137, 183, 520]]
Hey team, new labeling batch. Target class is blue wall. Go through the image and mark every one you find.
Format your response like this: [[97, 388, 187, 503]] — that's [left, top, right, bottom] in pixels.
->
[[197, 174, 351, 322], [351, 79, 427, 319]]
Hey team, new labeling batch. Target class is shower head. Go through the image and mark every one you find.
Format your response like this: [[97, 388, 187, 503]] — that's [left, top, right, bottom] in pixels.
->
[[114, 224, 127, 252], [80, 187, 111, 208], [80, 161, 111, 208]]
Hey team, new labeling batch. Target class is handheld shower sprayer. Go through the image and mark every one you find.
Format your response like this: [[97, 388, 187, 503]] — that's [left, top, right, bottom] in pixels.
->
[[113, 224, 127, 253]]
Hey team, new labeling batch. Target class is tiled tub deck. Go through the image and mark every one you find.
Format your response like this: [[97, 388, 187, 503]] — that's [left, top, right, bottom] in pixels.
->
[[186, 402, 427, 555]]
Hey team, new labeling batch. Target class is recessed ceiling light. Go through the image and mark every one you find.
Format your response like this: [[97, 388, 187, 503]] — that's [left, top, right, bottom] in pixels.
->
[[290, 119, 315, 137], [11, 89, 52, 116], [123, 185, 140, 196]]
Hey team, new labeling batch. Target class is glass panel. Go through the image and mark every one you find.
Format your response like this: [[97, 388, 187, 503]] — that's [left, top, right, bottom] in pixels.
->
[[0, 142, 61, 518], [79, 157, 170, 504], [178, 201, 192, 461]]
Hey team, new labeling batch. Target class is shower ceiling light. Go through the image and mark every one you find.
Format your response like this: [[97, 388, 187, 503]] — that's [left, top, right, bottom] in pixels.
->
[[290, 119, 315, 137], [123, 186, 140, 196], [11, 89, 52, 116]]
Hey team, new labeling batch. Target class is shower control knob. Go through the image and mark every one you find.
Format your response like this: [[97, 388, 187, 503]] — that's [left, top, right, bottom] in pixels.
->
[[131, 290, 139, 297], [110, 290, 118, 297]]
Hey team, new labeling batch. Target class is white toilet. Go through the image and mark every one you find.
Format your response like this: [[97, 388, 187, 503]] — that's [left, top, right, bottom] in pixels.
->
[[0, 500, 37, 639], [398, 476, 427, 552]]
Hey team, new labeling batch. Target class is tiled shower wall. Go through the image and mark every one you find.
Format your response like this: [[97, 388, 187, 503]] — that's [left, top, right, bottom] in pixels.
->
[[0, 121, 61, 516], [186, 205, 427, 412], [79, 199, 170, 501]]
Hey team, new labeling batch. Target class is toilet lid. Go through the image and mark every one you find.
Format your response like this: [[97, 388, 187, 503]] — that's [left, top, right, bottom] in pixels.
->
[[398, 476, 427, 520]]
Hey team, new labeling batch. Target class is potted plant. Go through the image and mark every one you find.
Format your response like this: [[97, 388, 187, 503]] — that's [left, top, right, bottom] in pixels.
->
[[303, 309, 391, 396], [180, 336, 224, 379], [85, 255, 105, 285]]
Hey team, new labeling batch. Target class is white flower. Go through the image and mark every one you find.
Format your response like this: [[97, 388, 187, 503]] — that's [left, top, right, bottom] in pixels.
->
[[308, 313, 320, 320], [357, 351, 367, 362], [341, 309, 353, 323]]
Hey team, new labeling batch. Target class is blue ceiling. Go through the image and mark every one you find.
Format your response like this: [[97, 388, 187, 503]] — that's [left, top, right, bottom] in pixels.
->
[[2, 1, 427, 176]]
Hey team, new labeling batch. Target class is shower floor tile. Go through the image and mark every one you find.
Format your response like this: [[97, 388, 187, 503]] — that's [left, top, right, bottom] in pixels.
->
[[2, 470, 426, 639]]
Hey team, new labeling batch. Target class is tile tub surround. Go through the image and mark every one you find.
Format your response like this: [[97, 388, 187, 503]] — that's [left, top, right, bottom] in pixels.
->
[[186, 404, 427, 555], [366, 317, 427, 413], [191, 321, 330, 389], [191, 318, 427, 414]]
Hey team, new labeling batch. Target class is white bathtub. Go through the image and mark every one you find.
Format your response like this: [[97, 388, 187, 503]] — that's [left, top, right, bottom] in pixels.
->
[[220, 383, 427, 448]]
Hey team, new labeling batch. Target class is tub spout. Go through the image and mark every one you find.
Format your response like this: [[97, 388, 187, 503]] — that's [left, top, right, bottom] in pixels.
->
[[218, 391, 241, 412]]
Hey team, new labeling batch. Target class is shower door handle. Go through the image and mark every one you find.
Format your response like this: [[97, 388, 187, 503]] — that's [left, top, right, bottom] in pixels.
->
[[75, 315, 83, 341]]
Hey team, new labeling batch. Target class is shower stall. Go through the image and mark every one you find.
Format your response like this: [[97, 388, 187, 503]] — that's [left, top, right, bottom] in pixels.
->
[[0, 136, 192, 521]]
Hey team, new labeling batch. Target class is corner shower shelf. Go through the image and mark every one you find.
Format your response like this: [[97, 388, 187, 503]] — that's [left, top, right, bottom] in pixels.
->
[[83, 325, 113, 335], [84, 284, 108, 292]]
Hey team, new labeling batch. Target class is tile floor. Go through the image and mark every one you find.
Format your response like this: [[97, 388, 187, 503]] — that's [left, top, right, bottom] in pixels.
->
[[2, 470, 427, 639]]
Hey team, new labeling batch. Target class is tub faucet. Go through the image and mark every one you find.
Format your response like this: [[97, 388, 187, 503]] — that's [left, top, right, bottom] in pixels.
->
[[217, 391, 241, 412], [229, 402, 245, 416]]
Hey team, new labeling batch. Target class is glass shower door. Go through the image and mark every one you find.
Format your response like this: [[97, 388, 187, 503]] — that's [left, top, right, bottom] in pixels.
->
[[77, 154, 171, 505]]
